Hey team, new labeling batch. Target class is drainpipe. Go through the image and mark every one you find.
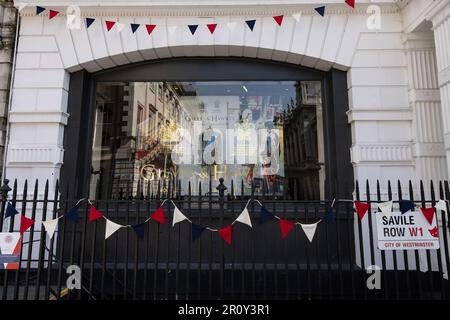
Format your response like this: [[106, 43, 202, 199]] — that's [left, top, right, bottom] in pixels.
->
[[0, 0, 18, 182]]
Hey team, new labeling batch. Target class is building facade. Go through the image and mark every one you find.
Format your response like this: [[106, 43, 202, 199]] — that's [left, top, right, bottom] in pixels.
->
[[2, 0, 450, 198]]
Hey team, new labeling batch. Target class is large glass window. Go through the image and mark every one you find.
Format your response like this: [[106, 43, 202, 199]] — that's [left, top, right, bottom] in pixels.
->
[[90, 81, 325, 200]]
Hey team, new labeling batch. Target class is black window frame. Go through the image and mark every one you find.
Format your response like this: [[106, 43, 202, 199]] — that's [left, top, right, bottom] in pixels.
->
[[61, 57, 353, 200]]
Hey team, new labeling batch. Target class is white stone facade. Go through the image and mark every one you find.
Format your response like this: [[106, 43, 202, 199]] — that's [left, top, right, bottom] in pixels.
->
[[3, 0, 450, 197]]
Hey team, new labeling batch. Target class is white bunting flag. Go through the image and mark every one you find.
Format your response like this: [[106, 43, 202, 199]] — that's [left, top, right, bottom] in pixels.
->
[[172, 206, 188, 227], [235, 207, 252, 228], [226, 22, 237, 31], [377, 200, 393, 218], [292, 12, 302, 22], [105, 219, 123, 239], [435, 200, 447, 213], [42, 218, 59, 239], [300, 222, 319, 243], [18, 3, 28, 12], [116, 22, 125, 33]]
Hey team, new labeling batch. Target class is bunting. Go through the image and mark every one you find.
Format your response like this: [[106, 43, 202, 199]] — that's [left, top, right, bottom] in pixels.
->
[[105, 20, 116, 32], [146, 24, 156, 35], [273, 15, 284, 26], [5, 203, 18, 218], [315, 6, 326, 17], [151, 207, 166, 224], [20, 215, 35, 235], [49, 10, 59, 20], [300, 222, 319, 243], [36, 6, 45, 15], [42, 218, 59, 240], [207, 24, 217, 34], [324, 208, 336, 224], [399, 200, 415, 214], [192, 224, 206, 242], [65, 207, 80, 224], [86, 18, 95, 29], [420, 207, 436, 225], [235, 207, 252, 228], [279, 219, 295, 239], [218, 225, 233, 245], [188, 25, 198, 35], [132, 223, 146, 240], [378, 200, 393, 218], [260, 206, 274, 224], [354, 202, 369, 221], [345, 0, 356, 9], [245, 19, 256, 31], [130, 23, 140, 34], [89, 205, 103, 222], [105, 219, 123, 240], [172, 205, 188, 227]]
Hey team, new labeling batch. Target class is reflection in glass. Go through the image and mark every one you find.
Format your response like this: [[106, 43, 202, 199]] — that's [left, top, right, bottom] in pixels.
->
[[90, 81, 325, 200]]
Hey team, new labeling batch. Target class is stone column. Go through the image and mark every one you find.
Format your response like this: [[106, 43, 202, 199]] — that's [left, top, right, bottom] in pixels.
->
[[404, 32, 447, 185], [431, 3, 450, 177], [0, 1, 17, 176]]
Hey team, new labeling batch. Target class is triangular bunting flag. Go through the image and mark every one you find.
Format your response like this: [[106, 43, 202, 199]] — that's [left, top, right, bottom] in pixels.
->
[[292, 12, 302, 22], [315, 6, 326, 17], [105, 20, 116, 32], [226, 22, 237, 31], [172, 206, 188, 227], [132, 223, 146, 240], [49, 10, 59, 20], [36, 6, 45, 15], [399, 200, 415, 214], [130, 23, 140, 34], [235, 207, 252, 228], [218, 225, 233, 245], [378, 200, 393, 218], [151, 207, 166, 224], [207, 23, 217, 34], [65, 207, 80, 224], [435, 200, 447, 213], [273, 15, 284, 26], [279, 219, 295, 239], [192, 224, 205, 242], [5, 203, 19, 218], [300, 222, 319, 242], [42, 218, 59, 239], [188, 25, 198, 35], [420, 207, 436, 225], [259, 206, 274, 224], [324, 208, 336, 224], [105, 219, 123, 239], [145, 24, 156, 35], [86, 18, 95, 29], [89, 205, 103, 222], [245, 19, 256, 31], [116, 22, 125, 33], [354, 202, 370, 221], [20, 215, 35, 235], [18, 3, 28, 12], [345, 0, 355, 9]]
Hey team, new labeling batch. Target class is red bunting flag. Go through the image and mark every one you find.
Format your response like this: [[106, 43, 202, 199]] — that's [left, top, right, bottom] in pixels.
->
[[420, 207, 436, 225], [207, 23, 217, 34], [218, 225, 233, 245], [273, 15, 284, 26], [145, 24, 156, 35], [105, 20, 116, 32], [345, 0, 355, 9], [279, 219, 295, 239], [49, 10, 59, 20], [20, 215, 35, 235], [89, 205, 103, 222], [151, 207, 166, 224], [354, 202, 370, 221]]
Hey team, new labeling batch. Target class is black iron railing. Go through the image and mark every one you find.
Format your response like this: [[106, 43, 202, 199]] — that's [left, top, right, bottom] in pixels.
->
[[0, 178, 449, 300]]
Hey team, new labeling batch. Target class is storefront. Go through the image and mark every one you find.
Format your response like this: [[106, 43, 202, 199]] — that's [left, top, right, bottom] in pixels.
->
[[3, 0, 450, 197]]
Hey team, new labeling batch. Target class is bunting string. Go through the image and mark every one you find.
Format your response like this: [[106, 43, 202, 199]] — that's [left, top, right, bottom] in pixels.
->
[[4, 195, 448, 246]]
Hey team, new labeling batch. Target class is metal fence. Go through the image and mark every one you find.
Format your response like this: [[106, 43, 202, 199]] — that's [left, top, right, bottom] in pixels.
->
[[0, 178, 449, 300]]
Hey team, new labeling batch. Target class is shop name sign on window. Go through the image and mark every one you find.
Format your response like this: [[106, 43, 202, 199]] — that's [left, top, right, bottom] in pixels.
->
[[376, 212, 440, 250]]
